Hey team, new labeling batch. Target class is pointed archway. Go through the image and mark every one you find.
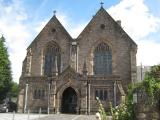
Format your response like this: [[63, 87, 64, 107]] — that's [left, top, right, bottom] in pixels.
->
[[61, 87, 77, 114]]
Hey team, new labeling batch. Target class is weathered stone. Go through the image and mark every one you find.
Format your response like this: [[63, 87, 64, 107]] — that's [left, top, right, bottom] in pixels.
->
[[18, 7, 137, 114]]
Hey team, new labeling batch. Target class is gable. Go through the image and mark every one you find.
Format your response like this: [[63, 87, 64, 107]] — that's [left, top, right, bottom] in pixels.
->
[[27, 15, 72, 50], [59, 66, 79, 80], [77, 7, 137, 49]]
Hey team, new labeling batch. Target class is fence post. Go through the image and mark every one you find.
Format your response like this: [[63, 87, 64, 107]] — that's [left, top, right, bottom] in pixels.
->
[[27, 109, 30, 120], [12, 111, 15, 120], [39, 107, 41, 119]]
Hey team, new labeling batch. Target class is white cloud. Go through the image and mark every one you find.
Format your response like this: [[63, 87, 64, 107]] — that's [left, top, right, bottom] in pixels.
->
[[57, 13, 87, 38], [137, 40, 160, 66], [1, 0, 160, 83], [34, 20, 48, 33], [108, 0, 160, 40], [107, 0, 160, 66], [0, 0, 32, 83], [69, 23, 87, 38], [34, 13, 87, 38], [0, 0, 87, 83]]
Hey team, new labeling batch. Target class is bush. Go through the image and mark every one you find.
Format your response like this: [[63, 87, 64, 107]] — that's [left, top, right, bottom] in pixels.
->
[[8, 101, 17, 112]]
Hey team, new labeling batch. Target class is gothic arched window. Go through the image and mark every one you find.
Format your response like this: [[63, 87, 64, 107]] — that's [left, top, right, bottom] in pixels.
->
[[94, 42, 112, 75], [44, 42, 61, 76]]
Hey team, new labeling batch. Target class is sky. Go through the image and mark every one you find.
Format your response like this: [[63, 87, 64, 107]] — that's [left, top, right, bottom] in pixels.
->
[[0, 0, 160, 83]]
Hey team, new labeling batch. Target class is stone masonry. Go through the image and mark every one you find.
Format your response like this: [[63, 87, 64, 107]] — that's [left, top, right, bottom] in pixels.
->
[[18, 6, 137, 114]]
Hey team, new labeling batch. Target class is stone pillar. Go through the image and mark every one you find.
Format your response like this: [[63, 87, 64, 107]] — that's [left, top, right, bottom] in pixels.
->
[[25, 49, 32, 76], [70, 41, 78, 71], [17, 88, 25, 113], [80, 82, 88, 114], [24, 83, 29, 113], [113, 81, 116, 107], [40, 49, 44, 76], [82, 61, 88, 114], [47, 82, 51, 114], [52, 80, 57, 113]]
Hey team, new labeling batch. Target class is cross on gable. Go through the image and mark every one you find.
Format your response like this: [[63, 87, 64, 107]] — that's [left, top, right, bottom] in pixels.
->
[[100, 1, 104, 7], [53, 10, 57, 16]]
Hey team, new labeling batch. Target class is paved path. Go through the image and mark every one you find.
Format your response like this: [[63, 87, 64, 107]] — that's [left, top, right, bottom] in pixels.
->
[[0, 113, 96, 120], [37, 114, 96, 120], [0, 113, 47, 120]]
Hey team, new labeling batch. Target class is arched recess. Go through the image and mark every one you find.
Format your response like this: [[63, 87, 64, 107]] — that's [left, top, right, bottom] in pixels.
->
[[57, 83, 80, 114], [61, 87, 77, 113], [88, 40, 113, 75], [43, 41, 61, 76]]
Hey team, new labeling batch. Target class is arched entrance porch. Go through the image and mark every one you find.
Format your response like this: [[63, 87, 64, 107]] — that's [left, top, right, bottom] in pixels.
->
[[61, 87, 77, 114]]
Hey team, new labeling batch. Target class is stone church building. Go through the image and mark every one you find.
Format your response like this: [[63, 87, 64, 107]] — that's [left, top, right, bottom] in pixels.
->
[[18, 6, 137, 114]]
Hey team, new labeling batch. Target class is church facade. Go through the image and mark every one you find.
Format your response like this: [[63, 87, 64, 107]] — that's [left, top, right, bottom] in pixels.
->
[[18, 7, 137, 114]]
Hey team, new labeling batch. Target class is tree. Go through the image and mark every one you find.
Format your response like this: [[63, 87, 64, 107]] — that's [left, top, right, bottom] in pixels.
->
[[109, 65, 160, 120], [10, 81, 19, 98], [145, 65, 160, 110], [0, 35, 12, 103]]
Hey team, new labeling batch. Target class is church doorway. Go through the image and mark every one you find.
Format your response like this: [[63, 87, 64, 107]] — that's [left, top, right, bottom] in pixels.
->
[[61, 87, 77, 114]]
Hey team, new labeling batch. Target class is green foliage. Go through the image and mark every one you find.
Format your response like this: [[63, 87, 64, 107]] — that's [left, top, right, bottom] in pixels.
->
[[110, 101, 134, 120], [0, 35, 12, 103], [141, 65, 160, 103], [96, 65, 160, 120], [8, 101, 17, 112], [109, 64, 160, 120], [9, 81, 19, 98], [96, 97, 107, 120], [146, 65, 160, 81]]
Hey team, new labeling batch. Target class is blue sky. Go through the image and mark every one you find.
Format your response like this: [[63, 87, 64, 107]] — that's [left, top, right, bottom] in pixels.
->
[[0, 0, 160, 83]]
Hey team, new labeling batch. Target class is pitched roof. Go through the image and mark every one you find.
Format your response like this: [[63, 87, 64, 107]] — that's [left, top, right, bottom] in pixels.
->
[[28, 7, 137, 50]]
